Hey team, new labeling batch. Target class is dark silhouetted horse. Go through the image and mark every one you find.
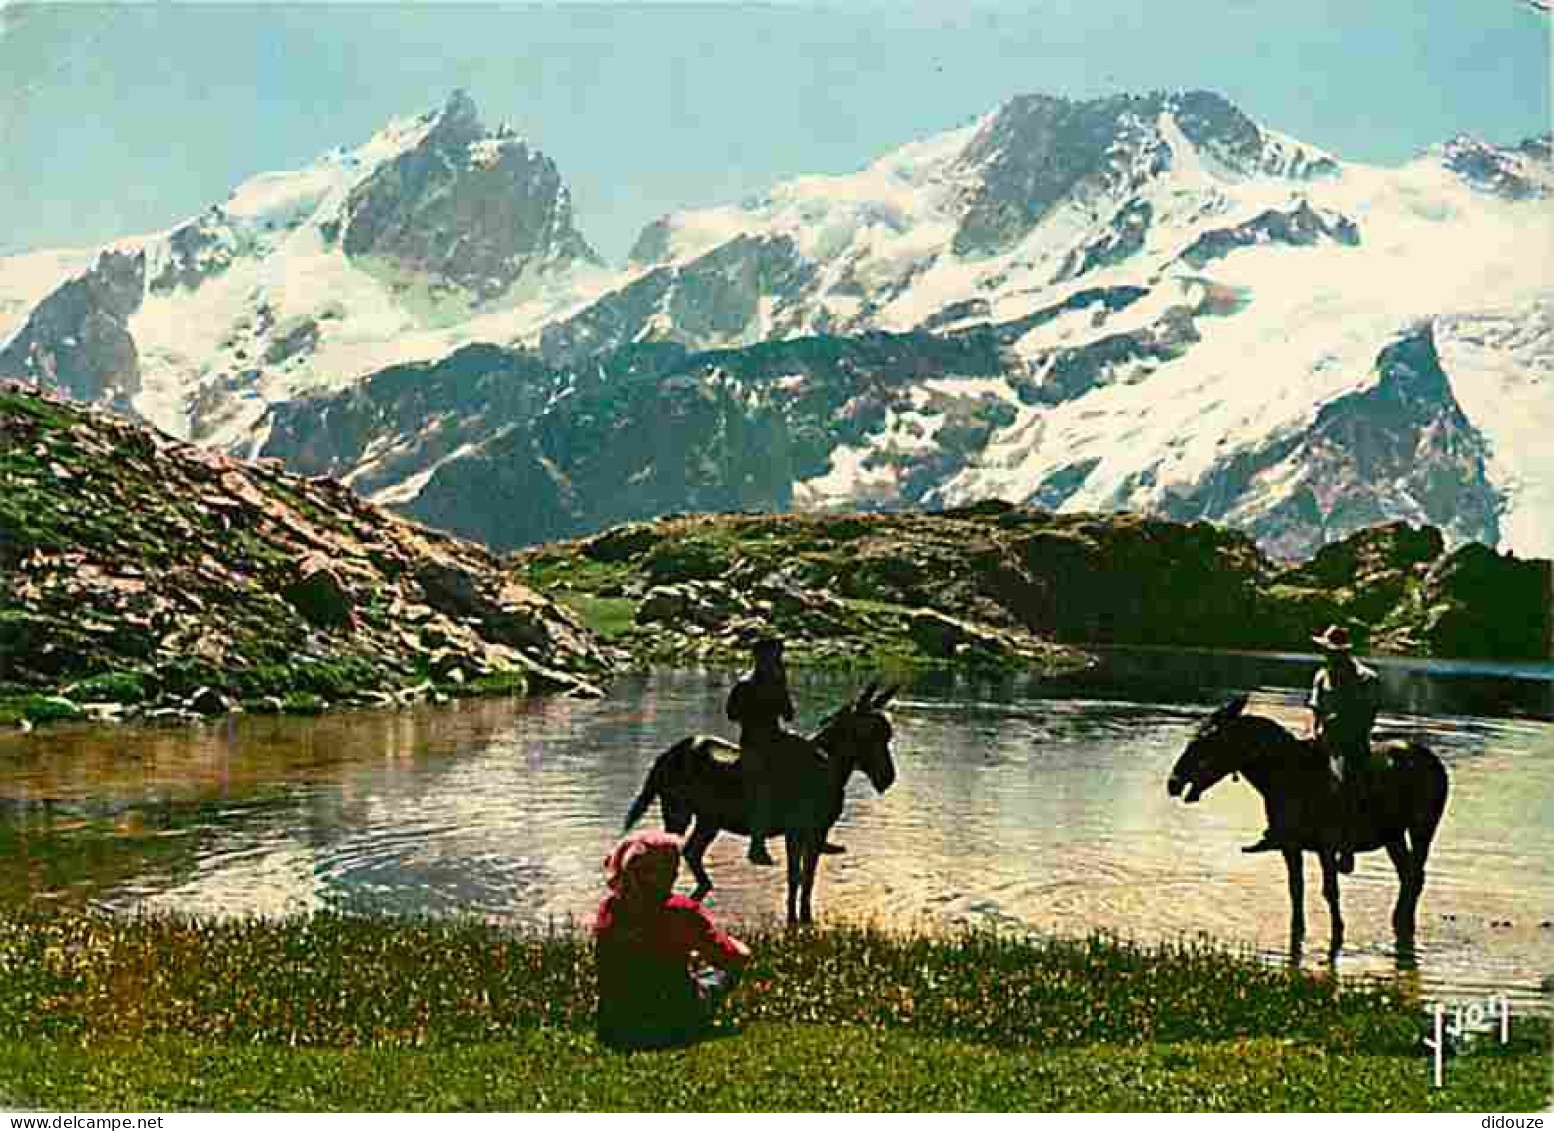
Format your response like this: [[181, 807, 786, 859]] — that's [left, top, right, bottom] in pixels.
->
[[1167, 694, 1448, 960], [624, 683, 899, 925]]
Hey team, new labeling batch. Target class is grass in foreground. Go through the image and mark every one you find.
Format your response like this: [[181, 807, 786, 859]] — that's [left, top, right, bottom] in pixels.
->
[[0, 911, 1546, 1111]]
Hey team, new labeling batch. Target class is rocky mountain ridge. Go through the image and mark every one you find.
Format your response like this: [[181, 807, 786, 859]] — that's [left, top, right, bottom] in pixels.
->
[[257, 315, 1503, 561], [2, 90, 1550, 562], [516, 508, 1552, 673]]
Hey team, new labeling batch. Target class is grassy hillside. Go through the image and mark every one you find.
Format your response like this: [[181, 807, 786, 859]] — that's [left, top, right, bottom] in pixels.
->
[[515, 504, 1551, 673]]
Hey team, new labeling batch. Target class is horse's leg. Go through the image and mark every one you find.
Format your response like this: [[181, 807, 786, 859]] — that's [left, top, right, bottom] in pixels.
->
[[684, 821, 719, 903], [1383, 837, 1418, 966], [1383, 837, 1413, 933], [1283, 847, 1306, 957], [1318, 851, 1344, 960], [784, 833, 802, 927], [1403, 804, 1441, 934], [799, 841, 820, 926]]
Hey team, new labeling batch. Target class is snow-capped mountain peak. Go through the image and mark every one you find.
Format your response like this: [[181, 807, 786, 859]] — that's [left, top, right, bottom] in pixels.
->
[[1436, 131, 1554, 200], [0, 90, 603, 444], [4, 88, 1550, 560]]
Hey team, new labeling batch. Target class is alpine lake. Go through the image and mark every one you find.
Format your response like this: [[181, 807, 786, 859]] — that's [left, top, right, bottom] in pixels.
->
[[2, 650, 1550, 1015]]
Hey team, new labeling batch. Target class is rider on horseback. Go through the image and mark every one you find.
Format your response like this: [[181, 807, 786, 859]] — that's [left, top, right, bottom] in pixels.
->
[[726, 637, 844, 866], [1244, 624, 1379, 872]]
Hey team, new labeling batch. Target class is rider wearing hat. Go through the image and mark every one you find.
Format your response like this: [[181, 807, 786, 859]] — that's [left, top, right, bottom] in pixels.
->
[[726, 637, 843, 866], [1244, 624, 1379, 872]]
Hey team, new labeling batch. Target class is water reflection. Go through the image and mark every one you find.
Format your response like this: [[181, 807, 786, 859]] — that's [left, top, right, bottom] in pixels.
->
[[1065, 647, 1554, 721], [0, 660, 1549, 1010]]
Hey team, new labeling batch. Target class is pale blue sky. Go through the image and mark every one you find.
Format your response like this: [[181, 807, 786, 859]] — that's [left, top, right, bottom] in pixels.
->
[[1, 1, 1549, 263]]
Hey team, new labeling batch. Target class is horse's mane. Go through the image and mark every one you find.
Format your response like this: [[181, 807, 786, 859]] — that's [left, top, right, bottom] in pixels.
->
[[1231, 712, 1302, 743], [1226, 712, 1323, 769], [810, 714, 849, 760]]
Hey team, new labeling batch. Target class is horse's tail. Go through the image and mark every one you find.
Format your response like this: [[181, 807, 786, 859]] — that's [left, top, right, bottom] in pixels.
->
[[623, 738, 694, 832], [1409, 744, 1450, 863]]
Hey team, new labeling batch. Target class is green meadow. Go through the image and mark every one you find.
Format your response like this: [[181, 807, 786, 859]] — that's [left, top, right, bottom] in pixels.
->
[[0, 911, 1545, 1111]]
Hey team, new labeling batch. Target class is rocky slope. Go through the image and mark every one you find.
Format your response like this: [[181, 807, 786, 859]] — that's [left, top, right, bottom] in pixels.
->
[[338, 90, 601, 302], [0, 385, 607, 727], [258, 318, 1500, 561], [514, 508, 1552, 670], [0, 250, 146, 409], [257, 332, 1011, 551]]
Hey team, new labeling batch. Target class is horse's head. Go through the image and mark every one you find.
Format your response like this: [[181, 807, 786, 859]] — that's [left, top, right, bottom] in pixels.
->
[[1167, 694, 1252, 804], [816, 681, 899, 795]]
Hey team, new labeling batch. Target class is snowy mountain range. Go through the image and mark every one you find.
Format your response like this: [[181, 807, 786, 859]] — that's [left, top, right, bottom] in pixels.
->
[[2, 90, 1550, 559]]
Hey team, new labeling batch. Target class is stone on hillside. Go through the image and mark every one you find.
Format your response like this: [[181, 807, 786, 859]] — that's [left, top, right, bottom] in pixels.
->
[[752, 581, 809, 618], [909, 609, 1010, 660], [428, 649, 480, 683], [282, 553, 355, 629], [390, 599, 436, 624], [643, 538, 731, 583], [636, 581, 745, 629], [505, 649, 605, 698], [80, 701, 129, 722], [185, 686, 233, 715], [415, 559, 486, 618], [584, 523, 663, 563], [636, 585, 691, 626], [417, 560, 597, 665], [483, 580, 595, 656], [750, 582, 852, 638], [837, 552, 931, 603], [419, 622, 457, 650], [397, 681, 434, 705]]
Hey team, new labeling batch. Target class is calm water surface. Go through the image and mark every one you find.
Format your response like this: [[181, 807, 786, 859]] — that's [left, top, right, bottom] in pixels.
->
[[1, 654, 1550, 1010]]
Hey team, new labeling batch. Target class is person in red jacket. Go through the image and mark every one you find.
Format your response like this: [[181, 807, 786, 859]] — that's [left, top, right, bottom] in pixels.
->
[[593, 829, 750, 1050]]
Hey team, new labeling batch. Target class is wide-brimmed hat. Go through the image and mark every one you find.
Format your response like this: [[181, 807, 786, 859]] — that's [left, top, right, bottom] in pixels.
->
[[1312, 624, 1354, 653]]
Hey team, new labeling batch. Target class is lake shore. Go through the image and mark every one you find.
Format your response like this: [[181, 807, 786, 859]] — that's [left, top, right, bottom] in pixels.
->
[[0, 911, 1546, 1111]]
